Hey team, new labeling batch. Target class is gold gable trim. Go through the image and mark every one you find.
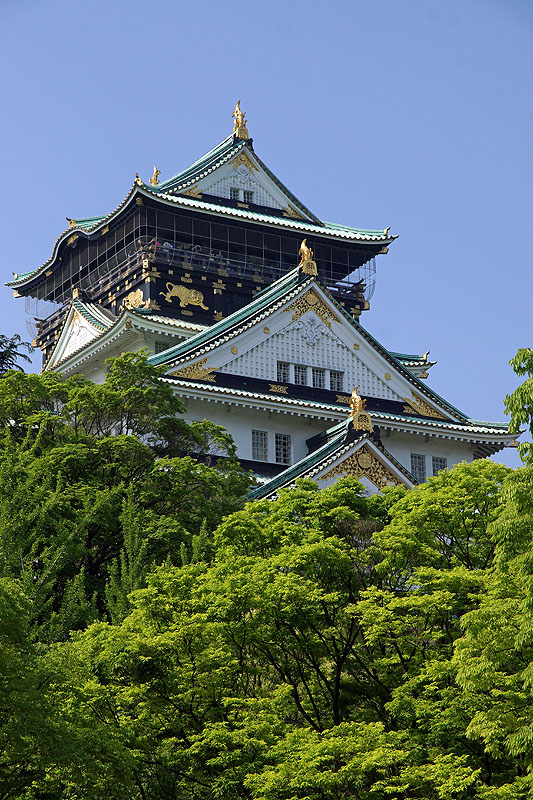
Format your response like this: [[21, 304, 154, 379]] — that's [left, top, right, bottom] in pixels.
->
[[322, 445, 401, 490], [402, 391, 447, 420], [230, 151, 258, 173], [284, 288, 339, 330], [170, 357, 216, 382], [182, 183, 202, 198]]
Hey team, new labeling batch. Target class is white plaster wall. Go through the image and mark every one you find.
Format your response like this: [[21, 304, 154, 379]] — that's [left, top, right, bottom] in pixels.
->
[[180, 397, 327, 464], [382, 430, 475, 477], [175, 392, 478, 476]]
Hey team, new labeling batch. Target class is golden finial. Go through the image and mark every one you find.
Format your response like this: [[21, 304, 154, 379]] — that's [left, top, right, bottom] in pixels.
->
[[298, 239, 318, 276], [349, 386, 373, 432], [232, 100, 249, 139], [134, 173, 143, 186], [66, 218, 77, 229], [150, 166, 160, 186]]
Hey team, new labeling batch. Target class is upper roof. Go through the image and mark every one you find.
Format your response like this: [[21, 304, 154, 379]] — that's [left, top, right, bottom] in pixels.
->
[[7, 114, 395, 291], [152, 133, 320, 224]]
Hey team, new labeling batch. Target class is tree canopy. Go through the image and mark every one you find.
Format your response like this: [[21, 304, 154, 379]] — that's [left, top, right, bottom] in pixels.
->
[[0, 347, 532, 798]]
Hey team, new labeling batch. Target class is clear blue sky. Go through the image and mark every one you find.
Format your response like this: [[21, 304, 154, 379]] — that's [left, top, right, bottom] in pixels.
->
[[1, 0, 531, 466]]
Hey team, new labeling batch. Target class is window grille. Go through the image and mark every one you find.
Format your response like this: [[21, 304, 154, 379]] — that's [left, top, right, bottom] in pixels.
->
[[277, 361, 290, 383], [432, 456, 447, 476], [154, 341, 168, 354], [410, 453, 426, 483], [329, 370, 344, 392], [275, 433, 291, 465], [252, 430, 268, 461], [243, 190, 254, 204], [312, 367, 326, 389], [294, 364, 308, 385], [230, 187, 239, 201]]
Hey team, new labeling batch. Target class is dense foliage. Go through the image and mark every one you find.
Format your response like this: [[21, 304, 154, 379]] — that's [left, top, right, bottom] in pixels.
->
[[0, 333, 32, 374], [0, 349, 532, 798]]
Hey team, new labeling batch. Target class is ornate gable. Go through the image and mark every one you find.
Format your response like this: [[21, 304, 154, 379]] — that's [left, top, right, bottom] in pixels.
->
[[219, 318, 404, 403], [183, 147, 313, 219], [251, 432, 415, 499], [46, 304, 110, 370]]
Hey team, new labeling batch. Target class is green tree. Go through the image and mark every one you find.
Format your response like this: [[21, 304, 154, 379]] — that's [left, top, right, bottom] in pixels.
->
[[0, 333, 33, 374], [505, 347, 533, 464], [30, 464, 518, 799], [0, 352, 249, 642]]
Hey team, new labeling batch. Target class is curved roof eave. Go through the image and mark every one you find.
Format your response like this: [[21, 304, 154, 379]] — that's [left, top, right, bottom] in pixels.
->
[[7, 179, 141, 289], [7, 184, 395, 290]]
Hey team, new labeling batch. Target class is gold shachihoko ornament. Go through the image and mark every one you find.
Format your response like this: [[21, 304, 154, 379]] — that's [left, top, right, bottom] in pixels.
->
[[298, 239, 318, 276], [232, 101, 249, 139], [349, 386, 373, 432]]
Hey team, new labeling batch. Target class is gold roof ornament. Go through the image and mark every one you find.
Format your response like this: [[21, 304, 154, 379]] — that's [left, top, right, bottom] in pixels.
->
[[349, 386, 374, 432], [150, 166, 161, 186], [298, 239, 318, 276], [232, 100, 249, 140], [134, 173, 143, 186]]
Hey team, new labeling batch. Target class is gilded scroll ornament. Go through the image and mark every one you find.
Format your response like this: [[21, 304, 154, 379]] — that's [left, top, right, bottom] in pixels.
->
[[159, 283, 209, 310], [349, 386, 373, 432], [284, 288, 339, 330], [230, 151, 257, 174], [322, 445, 401, 490], [232, 100, 249, 139], [298, 239, 318, 276], [283, 204, 302, 219], [150, 166, 161, 186], [269, 384, 288, 394], [403, 391, 447, 419], [170, 358, 216, 382], [182, 183, 202, 198], [122, 289, 148, 310]]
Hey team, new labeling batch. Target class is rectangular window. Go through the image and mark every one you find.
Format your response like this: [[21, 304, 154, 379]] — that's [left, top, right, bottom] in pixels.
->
[[329, 370, 344, 392], [275, 433, 291, 465], [230, 187, 239, 201], [411, 453, 426, 483], [432, 456, 447, 476], [277, 361, 290, 383], [294, 364, 308, 385], [252, 430, 268, 462], [243, 190, 254, 204], [154, 341, 168, 354], [312, 367, 326, 389]]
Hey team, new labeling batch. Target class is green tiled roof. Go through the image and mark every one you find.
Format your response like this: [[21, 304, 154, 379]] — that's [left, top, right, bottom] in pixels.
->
[[249, 429, 417, 500], [154, 135, 243, 194], [249, 426, 352, 499], [72, 300, 113, 330], [392, 351, 428, 362], [322, 220, 387, 238], [71, 216, 107, 231], [153, 134, 321, 224]]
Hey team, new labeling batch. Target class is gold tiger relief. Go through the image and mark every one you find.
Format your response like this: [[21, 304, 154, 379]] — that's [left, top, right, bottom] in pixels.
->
[[159, 282, 209, 310]]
